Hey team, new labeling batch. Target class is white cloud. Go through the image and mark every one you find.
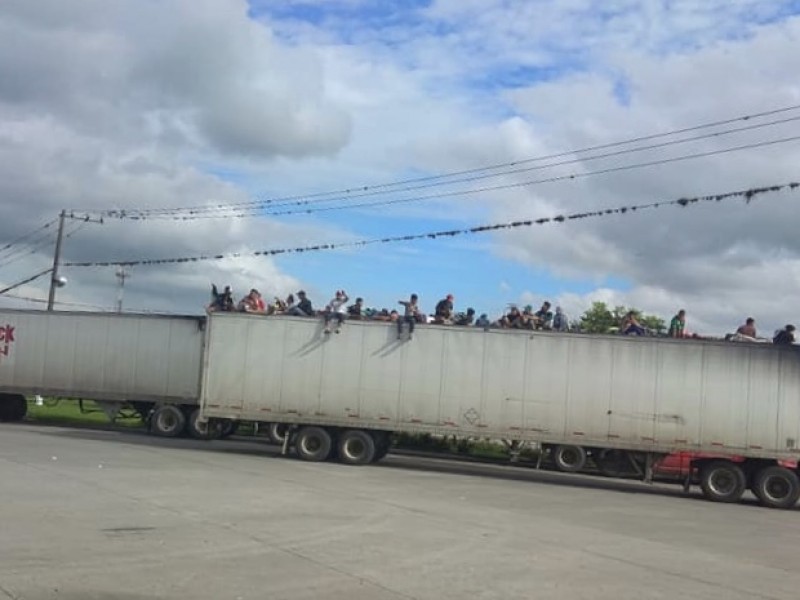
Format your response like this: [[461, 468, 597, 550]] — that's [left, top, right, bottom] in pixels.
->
[[0, 0, 357, 311]]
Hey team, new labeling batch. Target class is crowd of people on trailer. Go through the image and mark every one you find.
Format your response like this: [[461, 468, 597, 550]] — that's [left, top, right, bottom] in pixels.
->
[[207, 285, 796, 345]]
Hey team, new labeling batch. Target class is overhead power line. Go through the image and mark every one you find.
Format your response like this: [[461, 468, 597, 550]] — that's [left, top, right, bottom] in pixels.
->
[[110, 134, 800, 221], [61, 181, 799, 268], [0, 220, 89, 271], [0, 218, 58, 255], [0, 268, 54, 296], [86, 104, 800, 220]]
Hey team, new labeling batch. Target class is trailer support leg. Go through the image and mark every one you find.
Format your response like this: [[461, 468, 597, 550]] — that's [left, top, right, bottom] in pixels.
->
[[644, 453, 655, 484], [682, 470, 692, 494], [281, 426, 293, 456]]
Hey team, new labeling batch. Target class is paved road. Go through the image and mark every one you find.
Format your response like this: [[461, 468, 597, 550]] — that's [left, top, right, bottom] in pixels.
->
[[1, 424, 799, 600]]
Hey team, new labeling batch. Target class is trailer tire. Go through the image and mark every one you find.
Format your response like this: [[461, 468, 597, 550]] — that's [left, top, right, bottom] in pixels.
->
[[295, 426, 333, 462], [699, 461, 746, 503], [186, 408, 222, 440], [552, 445, 587, 473], [338, 430, 376, 465], [267, 422, 289, 445], [0, 394, 27, 422], [150, 405, 186, 438], [752, 466, 800, 509], [219, 420, 238, 439]]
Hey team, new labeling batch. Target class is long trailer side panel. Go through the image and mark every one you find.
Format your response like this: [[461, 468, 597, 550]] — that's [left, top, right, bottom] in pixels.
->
[[201, 314, 800, 459], [0, 309, 204, 403]]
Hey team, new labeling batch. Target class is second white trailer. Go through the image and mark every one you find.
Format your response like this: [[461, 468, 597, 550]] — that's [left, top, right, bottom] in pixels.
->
[[200, 313, 800, 509]]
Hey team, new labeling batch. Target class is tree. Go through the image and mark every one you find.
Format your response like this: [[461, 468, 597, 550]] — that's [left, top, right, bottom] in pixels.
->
[[579, 302, 616, 334], [580, 302, 666, 335], [639, 314, 666, 335]]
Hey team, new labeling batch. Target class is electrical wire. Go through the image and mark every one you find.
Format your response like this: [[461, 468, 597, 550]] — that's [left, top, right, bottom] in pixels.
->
[[60, 181, 799, 268], [0, 218, 58, 255], [113, 134, 800, 221], [0, 231, 56, 269], [0, 268, 54, 295], [87, 104, 800, 220], [0, 221, 88, 270]]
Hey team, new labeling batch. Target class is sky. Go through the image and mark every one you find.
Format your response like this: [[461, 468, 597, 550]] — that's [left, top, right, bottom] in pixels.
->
[[2, 0, 800, 335]]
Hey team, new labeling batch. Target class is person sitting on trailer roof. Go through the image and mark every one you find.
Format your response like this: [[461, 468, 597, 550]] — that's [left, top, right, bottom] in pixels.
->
[[347, 297, 364, 319], [620, 311, 646, 336], [286, 290, 314, 317], [500, 305, 524, 329], [519, 305, 535, 329], [552, 306, 569, 332], [433, 294, 455, 324], [533, 301, 554, 330], [323, 290, 349, 334], [736, 317, 757, 338], [208, 284, 235, 312], [668, 309, 687, 338], [773, 324, 796, 345], [238, 289, 265, 313], [475, 313, 491, 329], [454, 308, 476, 326]]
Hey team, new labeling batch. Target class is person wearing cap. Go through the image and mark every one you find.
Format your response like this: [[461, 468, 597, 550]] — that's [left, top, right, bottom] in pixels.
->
[[434, 294, 455, 324]]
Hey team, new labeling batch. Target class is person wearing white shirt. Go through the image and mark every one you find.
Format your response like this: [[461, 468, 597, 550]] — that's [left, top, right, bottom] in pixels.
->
[[323, 290, 349, 334]]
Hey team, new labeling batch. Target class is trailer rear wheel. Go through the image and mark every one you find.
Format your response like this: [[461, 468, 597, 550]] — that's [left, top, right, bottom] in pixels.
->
[[338, 430, 376, 465], [186, 408, 222, 440], [699, 461, 746, 503], [552, 445, 587, 473], [0, 394, 27, 422], [219, 420, 238, 439], [752, 466, 800, 509], [295, 426, 333, 462], [150, 405, 186, 437]]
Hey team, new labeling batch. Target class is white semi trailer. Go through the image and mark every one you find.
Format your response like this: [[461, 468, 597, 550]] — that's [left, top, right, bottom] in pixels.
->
[[200, 312, 800, 509], [3, 308, 800, 508], [0, 309, 210, 437]]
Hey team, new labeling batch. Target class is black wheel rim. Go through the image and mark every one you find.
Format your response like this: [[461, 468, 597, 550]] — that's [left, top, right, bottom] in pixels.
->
[[709, 470, 737, 496], [764, 476, 791, 501], [346, 438, 365, 460]]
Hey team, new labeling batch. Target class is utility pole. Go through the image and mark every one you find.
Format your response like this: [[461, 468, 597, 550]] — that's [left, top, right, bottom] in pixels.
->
[[115, 267, 130, 313], [46, 209, 66, 311]]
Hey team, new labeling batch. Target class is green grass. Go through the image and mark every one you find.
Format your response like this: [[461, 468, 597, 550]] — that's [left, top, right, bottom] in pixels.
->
[[26, 398, 144, 428]]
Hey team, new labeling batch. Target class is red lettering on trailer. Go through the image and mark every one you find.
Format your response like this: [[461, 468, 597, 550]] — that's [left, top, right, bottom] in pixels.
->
[[0, 324, 15, 361]]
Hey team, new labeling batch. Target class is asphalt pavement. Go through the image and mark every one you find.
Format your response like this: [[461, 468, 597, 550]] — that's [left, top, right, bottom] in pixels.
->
[[1, 423, 799, 600]]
